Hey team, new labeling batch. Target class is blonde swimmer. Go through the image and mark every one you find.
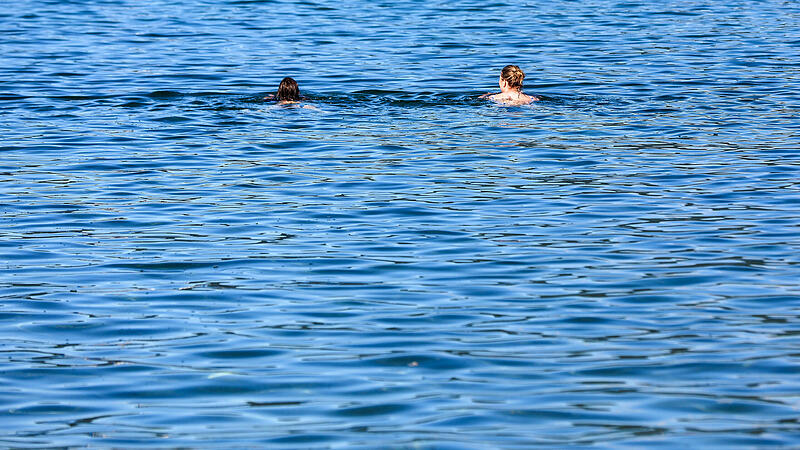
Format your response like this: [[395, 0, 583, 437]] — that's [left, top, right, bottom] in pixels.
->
[[481, 65, 537, 105]]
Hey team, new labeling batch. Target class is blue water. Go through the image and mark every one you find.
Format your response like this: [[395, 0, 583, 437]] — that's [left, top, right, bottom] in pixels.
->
[[2, 0, 800, 446]]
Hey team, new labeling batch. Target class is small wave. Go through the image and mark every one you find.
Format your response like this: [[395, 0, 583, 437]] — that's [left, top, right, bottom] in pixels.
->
[[39, 89, 621, 112], [145, 90, 184, 99]]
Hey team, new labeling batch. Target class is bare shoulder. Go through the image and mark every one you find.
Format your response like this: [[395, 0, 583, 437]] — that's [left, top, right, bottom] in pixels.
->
[[480, 92, 498, 99], [517, 94, 538, 105]]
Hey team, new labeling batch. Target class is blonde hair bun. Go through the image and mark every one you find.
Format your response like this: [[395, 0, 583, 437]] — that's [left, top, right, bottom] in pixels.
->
[[501, 65, 525, 89]]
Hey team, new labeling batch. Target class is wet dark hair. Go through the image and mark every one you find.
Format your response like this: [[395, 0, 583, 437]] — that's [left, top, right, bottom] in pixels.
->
[[276, 77, 300, 102]]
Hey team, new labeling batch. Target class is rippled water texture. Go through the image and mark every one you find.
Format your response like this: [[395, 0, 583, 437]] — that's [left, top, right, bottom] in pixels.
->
[[2, 0, 800, 446]]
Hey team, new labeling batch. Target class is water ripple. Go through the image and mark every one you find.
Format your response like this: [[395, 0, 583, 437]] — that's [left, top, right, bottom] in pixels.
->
[[2, 0, 800, 447]]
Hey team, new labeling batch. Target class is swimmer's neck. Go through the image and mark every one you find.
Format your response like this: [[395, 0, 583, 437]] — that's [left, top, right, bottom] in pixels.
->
[[500, 85, 524, 96]]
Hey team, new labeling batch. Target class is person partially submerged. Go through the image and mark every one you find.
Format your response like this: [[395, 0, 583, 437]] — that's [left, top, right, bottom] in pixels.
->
[[264, 77, 304, 104], [481, 65, 537, 105]]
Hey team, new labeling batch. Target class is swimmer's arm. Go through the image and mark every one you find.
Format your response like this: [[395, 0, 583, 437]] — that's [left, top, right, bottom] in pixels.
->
[[263, 94, 275, 101]]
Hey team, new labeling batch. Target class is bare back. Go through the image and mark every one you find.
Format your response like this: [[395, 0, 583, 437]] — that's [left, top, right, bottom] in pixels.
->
[[483, 91, 537, 106]]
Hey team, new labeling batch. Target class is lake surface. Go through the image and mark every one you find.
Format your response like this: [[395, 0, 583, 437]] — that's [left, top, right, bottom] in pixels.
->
[[2, 0, 800, 447]]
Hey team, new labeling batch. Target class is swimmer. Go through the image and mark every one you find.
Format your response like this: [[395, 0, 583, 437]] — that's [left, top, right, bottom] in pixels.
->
[[263, 77, 318, 109], [480, 65, 537, 105], [264, 76, 304, 104]]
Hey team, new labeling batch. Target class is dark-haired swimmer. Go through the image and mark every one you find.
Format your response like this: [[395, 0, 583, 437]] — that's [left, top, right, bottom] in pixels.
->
[[264, 77, 305, 105], [480, 65, 537, 105]]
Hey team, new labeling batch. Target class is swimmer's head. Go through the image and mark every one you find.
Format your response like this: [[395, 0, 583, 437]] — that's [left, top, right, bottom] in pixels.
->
[[276, 77, 300, 102], [500, 65, 525, 90]]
